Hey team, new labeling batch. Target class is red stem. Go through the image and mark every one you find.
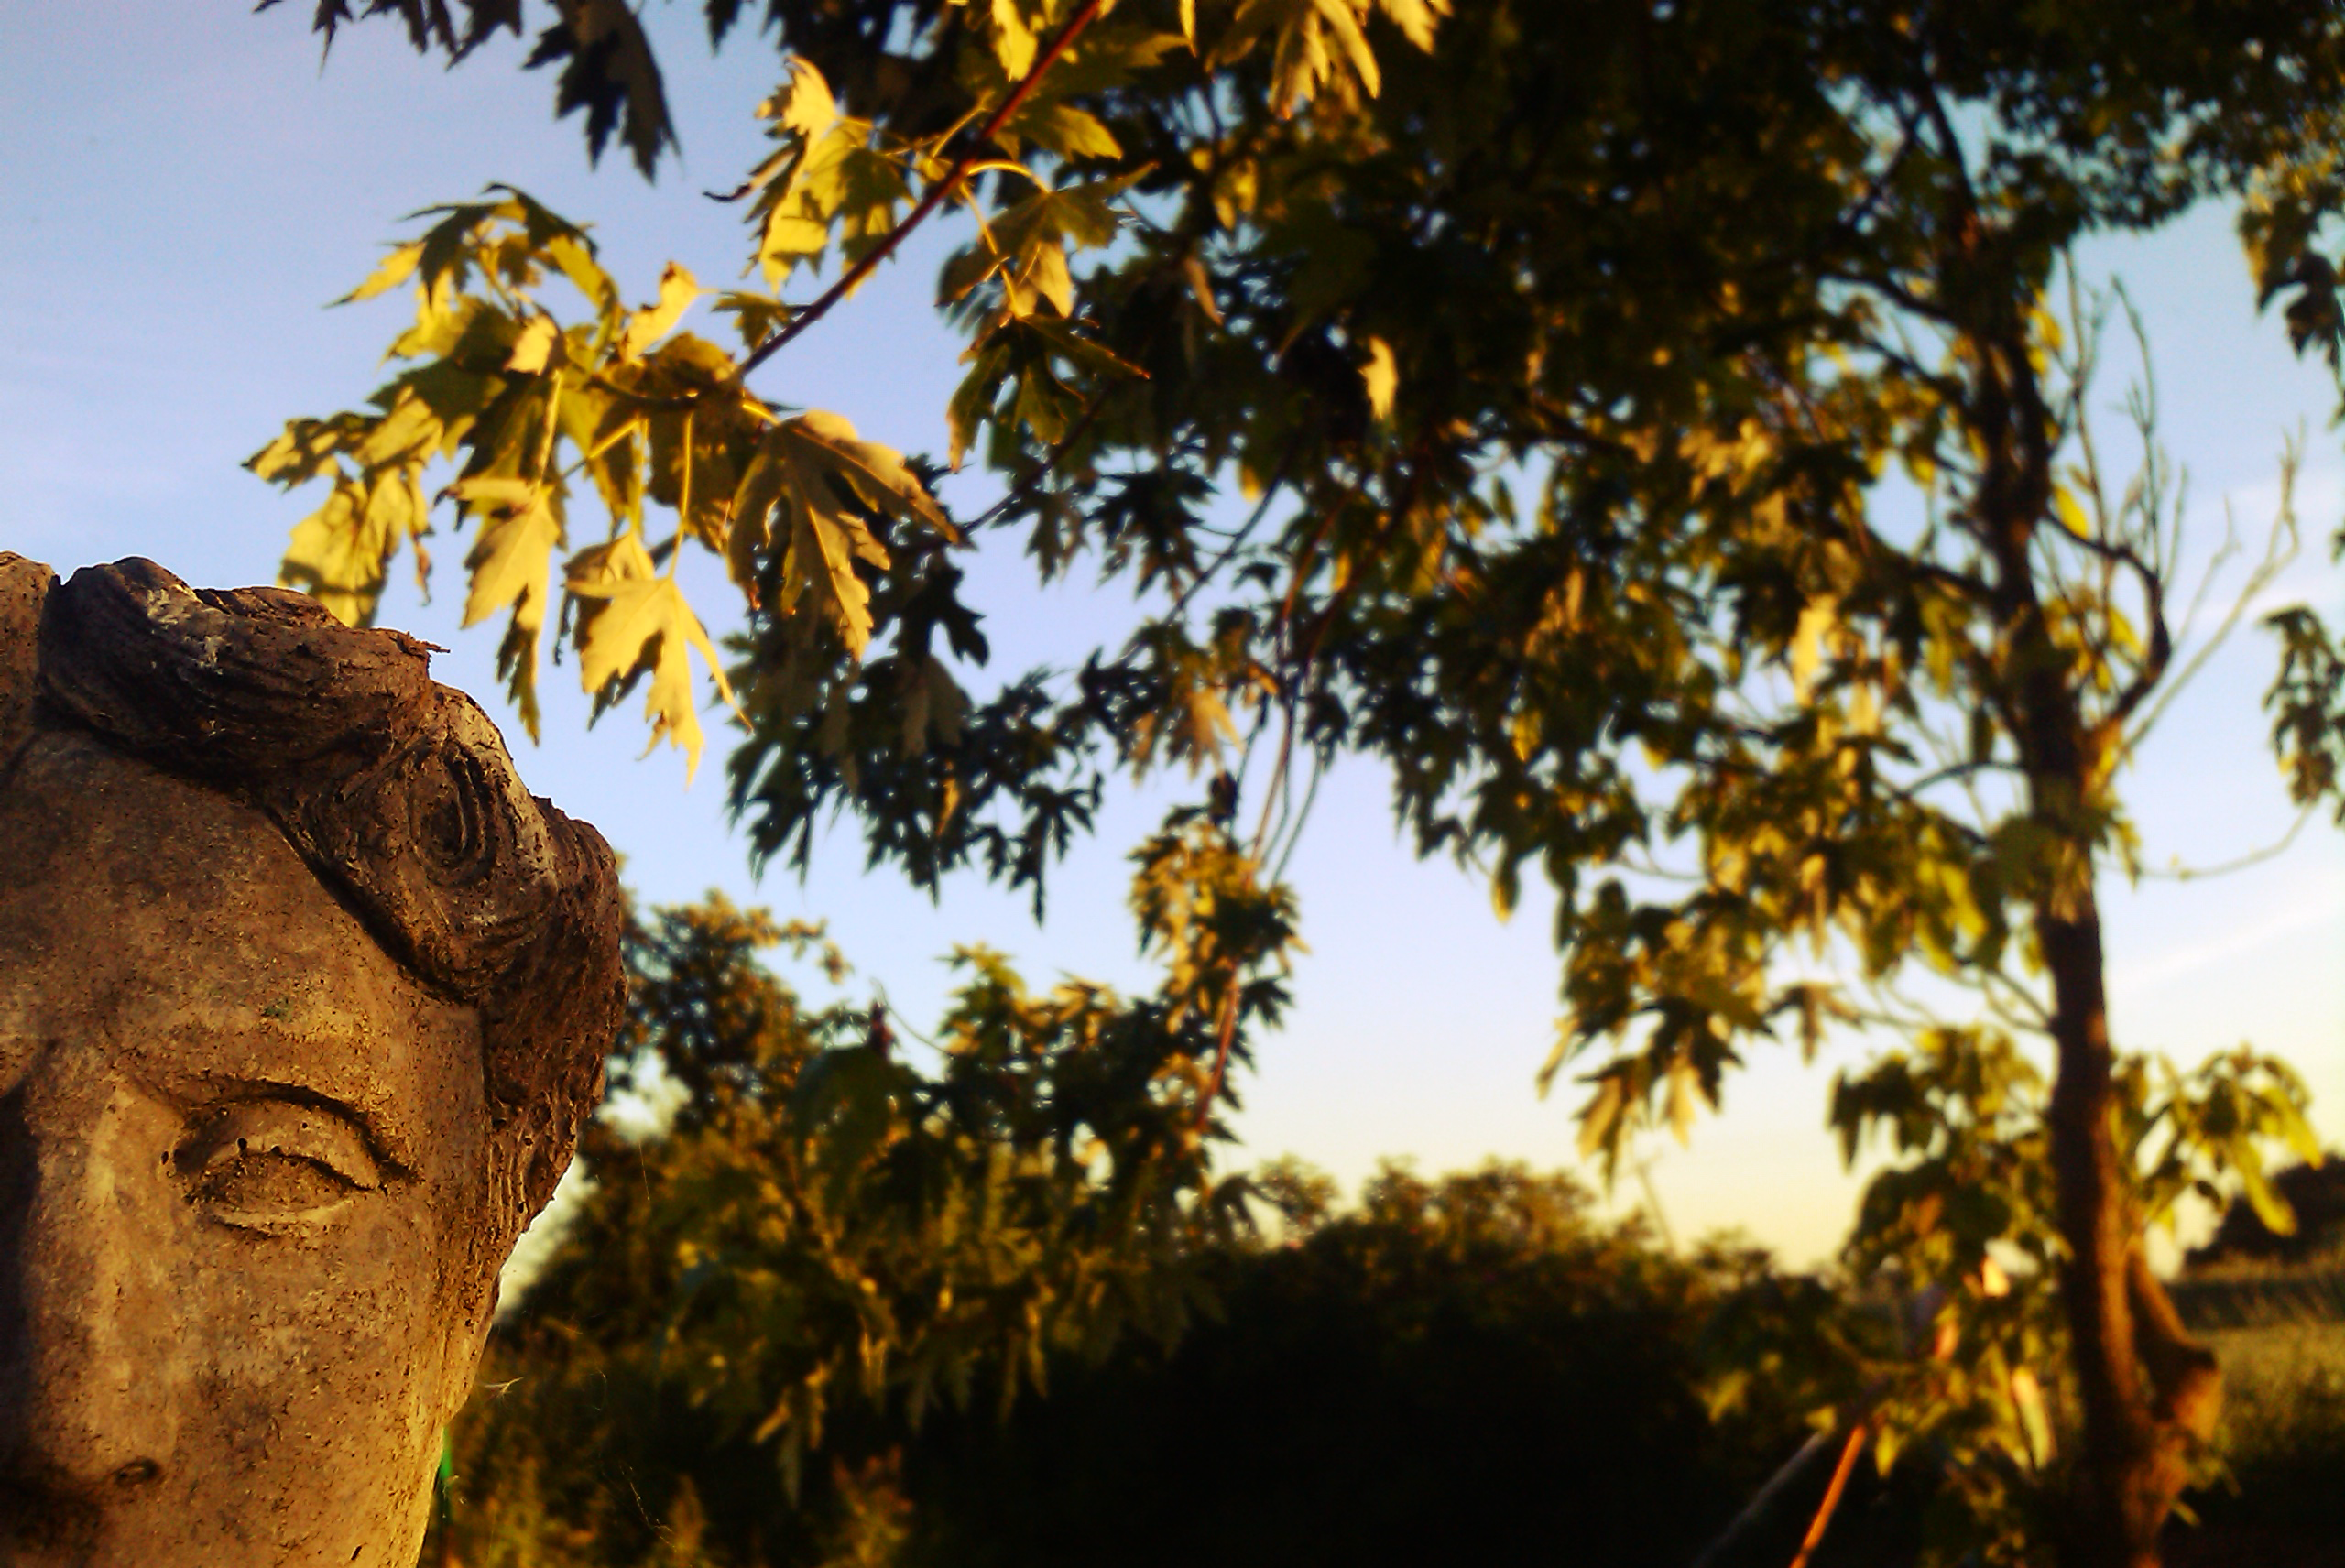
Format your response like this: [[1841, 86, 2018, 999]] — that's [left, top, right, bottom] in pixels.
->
[[1194, 981, 1241, 1136], [1787, 1421, 1868, 1568], [738, 0, 1112, 380]]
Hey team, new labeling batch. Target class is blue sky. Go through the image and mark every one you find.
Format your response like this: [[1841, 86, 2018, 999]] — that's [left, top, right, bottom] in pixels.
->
[[5, 2, 2340, 1266]]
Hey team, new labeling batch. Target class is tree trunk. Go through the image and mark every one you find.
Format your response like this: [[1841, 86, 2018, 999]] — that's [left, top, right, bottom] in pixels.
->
[[2011, 563, 2221, 1567], [2040, 895, 2217, 1568], [1966, 307, 2221, 1568]]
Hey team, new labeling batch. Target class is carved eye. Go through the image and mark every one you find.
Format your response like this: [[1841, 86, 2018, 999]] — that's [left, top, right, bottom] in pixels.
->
[[175, 1100, 383, 1225]]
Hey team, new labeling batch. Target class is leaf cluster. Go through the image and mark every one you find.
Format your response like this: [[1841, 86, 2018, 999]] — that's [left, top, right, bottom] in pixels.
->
[[258, 6, 2345, 1558], [459, 807, 1296, 1533]]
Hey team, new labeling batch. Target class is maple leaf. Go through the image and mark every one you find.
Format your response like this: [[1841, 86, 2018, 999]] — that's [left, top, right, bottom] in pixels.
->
[[728, 410, 951, 654], [567, 531, 738, 779], [454, 477, 563, 736]]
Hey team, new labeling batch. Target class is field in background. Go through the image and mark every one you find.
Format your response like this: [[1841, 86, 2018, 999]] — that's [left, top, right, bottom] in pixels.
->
[[2171, 1312, 2345, 1564]]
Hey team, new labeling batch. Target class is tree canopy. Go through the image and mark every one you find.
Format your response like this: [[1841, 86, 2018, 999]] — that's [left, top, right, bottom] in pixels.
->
[[439, 897, 1784, 1568], [254, 2, 2345, 1563]]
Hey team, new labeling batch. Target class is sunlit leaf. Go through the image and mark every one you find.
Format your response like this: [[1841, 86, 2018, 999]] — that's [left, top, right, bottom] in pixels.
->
[[618, 262, 704, 361]]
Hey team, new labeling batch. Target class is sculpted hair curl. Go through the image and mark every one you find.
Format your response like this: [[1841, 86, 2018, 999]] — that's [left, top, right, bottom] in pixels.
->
[[0, 553, 624, 1221]]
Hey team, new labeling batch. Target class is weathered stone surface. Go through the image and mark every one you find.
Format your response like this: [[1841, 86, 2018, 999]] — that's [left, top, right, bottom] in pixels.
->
[[0, 557, 625, 1565], [0, 555, 51, 772]]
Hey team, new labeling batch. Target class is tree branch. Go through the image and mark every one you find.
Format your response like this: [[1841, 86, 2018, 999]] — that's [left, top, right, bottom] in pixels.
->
[[736, 0, 1112, 381]]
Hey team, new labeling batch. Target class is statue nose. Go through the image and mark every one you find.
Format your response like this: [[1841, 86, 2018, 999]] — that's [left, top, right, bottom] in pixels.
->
[[0, 1078, 182, 1488]]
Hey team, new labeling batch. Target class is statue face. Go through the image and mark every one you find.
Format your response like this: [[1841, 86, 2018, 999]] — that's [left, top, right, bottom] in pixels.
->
[[0, 735, 498, 1565]]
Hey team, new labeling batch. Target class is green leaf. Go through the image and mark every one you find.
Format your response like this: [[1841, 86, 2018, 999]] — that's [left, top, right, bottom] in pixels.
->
[[525, 0, 677, 178], [1019, 315, 1146, 380]]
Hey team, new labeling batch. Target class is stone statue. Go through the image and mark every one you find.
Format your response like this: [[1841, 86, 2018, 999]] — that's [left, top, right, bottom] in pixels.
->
[[0, 554, 626, 1565]]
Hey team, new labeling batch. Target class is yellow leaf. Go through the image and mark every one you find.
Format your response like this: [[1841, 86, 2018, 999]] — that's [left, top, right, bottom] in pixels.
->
[[447, 475, 541, 510], [1022, 241, 1074, 317], [1180, 0, 1197, 48], [279, 480, 389, 627], [339, 241, 425, 305], [1311, 0, 1380, 95], [2054, 485, 2095, 539], [1375, 0, 1447, 50], [782, 410, 951, 534], [1666, 1060, 1699, 1146], [506, 312, 562, 375], [618, 263, 704, 361], [461, 489, 562, 631], [726, 443, 791, 590], [773, 58, 837, 136], [991, 0, 1038, 78], [1013, 102, 1123, 161], [354, 393, 446, 471], [1576, 1074, 1626, 1159], [1359, 335, 1397, 422], [1182, 253, 1223, 324], [1792, 596, 1836, 699], [460, 486, 562, 736], [568, 555, 738, 780], [568, 567, 664, 691], [783, 463, 881, 653], [720, 409, 953, 653], [1534, 1020, 1574, 1099], [564, 528, 658, 609], [1849, 678, 1880, 735]]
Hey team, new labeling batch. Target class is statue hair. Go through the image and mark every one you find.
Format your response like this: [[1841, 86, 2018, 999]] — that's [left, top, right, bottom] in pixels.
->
[[0, 552, 625, 1225]]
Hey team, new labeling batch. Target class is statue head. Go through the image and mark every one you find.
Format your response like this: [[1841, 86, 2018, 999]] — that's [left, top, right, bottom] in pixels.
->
[[0, 555, 626, 1565]]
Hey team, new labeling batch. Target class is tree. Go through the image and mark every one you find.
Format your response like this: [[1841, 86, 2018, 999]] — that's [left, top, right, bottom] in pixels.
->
[[443, 904, 1789, 1568], [902, 1160, 1783, 1568], [253, 3, 2345, 1563], [439, 880, 1291, 1565]]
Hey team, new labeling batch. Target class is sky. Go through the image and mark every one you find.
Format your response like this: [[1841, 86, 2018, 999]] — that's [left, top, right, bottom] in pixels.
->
[[4, 2, 2340, 1269]]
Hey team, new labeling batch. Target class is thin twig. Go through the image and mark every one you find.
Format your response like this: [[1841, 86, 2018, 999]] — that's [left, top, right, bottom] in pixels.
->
[[965, 376, 1129, 531], [1172, 455, 1294, 623], [737, 0, 1112, 381], [2141, 800, 2318, 882], [1687, 1430, 1839, 1568], [1786, 1421, 1869, 1568], [1267, 747, 1325, 882], [873, 984, 946, 1053], [2126, 455, 2302, 749]]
